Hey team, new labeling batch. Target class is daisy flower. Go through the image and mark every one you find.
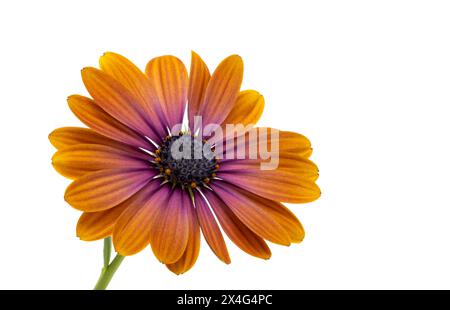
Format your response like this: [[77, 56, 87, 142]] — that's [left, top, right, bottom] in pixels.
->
[[49, 52, 320, 289]]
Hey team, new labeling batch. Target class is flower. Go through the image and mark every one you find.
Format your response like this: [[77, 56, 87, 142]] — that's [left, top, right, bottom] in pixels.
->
[[49, 52, 320, 275]]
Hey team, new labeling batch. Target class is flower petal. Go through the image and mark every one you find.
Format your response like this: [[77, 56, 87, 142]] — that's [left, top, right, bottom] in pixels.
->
[[263, 202, 305, 244], [76, 203, 129, 241], [194, 191, 230, 264], [52, 144, 151, 179], [150, 188, 190, 264], [213, 127, 312, 160], [68, 95, 152, 149], [212, 126, 319, 204], [198, 55, 243, 135], [49, 127, 135, 151], [218, 157, 320, 203], [99, 52, 167, 140], [81, 67, 157, 141], [166, 199, 201, 274], [112, 181, 164, 255], [233, 190, 305, 243], [211, 182, 291, 245], [188, 51, 210, 131], [222, 90, 264, 127], [203, 190, 271, 259], [220, 155, 319, 181], [145, 56, 188, 130], [64, 169, 156, 212]]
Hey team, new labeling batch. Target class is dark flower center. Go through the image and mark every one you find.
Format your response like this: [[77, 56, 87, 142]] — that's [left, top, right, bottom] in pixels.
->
[[154, 133, 219, 188]]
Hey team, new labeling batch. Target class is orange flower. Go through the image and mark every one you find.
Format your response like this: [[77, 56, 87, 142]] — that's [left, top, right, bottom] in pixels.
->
[[49, 52, 320, 285]]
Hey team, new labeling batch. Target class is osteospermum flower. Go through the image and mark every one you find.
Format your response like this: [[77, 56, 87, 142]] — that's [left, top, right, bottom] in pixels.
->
[[49, 52, 320, 289]]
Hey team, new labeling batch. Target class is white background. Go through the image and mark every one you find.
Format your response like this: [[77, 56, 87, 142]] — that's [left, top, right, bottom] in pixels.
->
[[1, 0, 449, 289]]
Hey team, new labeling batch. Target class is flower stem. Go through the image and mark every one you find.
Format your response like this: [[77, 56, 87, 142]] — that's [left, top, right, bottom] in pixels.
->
[[94, 237, 125, 290], [103, 237, 112, 268]]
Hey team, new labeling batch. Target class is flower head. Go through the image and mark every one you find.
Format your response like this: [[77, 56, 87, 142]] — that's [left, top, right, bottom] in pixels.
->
[[49, 52, 320, 275]]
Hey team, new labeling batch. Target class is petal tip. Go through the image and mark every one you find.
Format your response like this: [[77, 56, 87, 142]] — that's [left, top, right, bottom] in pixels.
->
[[233, 55, 244, 65], [168, 268, 184, 276], [226, 54, 243, 67], [66, 94, 77, 102], [99, 51, 122, 65], [76, 233, 91, 242], [80, 67, 97, 80], [222, 258, 231, 265], [229, 54, 242, 60], [63, 190, 71, 203], [48, 130, 56, 143], [101, 51, 115, 57], [261, 252, 272, 260]]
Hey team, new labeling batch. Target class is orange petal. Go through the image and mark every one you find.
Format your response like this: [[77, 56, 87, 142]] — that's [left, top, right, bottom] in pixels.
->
[[166, 199, 201, 274], [76, 203, 129, 241], [112, 182, 164, 255], [150, 189, 190, 264], [68, 95, 151, 149], [212, 182, 291, 245], [260, 129, 313, 158], [81, 67, 157, 140], [64, 169, 155, 212], [219, 164, 320, 204], [266, 205, 304, 243], [222, 90, 264, 127], [199, 55, 243, 134], [220, 156, 318, 181], [237, 190, 305, 243], [99, 52, 167, 140], [52, 144, 150, 179], [145, 56, 188, 129], [49, 127, 135, 151], [203, 190, 271, 259], [99, 52, 152, 108], [188, 51, 211, 131], [195, 191, 230, 264], [215, 127, 312, 159]]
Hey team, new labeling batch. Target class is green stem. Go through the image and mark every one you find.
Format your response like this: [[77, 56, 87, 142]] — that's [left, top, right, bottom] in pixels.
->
[[94, 238, 125, 290], [103, 237, 112, 268]]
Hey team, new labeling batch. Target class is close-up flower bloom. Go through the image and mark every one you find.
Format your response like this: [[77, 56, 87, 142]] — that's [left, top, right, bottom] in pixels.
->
[[49, 52, 320, 289]]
